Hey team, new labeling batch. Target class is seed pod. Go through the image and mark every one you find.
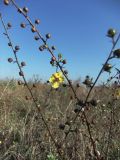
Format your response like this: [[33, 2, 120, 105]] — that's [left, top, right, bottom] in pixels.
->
[[4, 0, 9, 5], [20, 23, 26, 28], [31, 26, 36, 33], [51, 56, 56, 61], [46, 33, 51, 39], [51, 46, 56, 50], [43, 44, 48, 49], [35, 19, 40, 24], [19, 71, 24, 76], [25, 96, 29, 100], [113, 49, 120, 58], [21, 62, 26, 67], [34, 36, 39, 41], [62, 59, 67, 64], [76, 83, 80, 87], [90, 99, 98, 106], [8, 42, 12, 46], [103, 63, 112, 72], [7, 23, 12, 28], [63, 83, 67, 87], [107, 28, 116, 38], [64, 70, 68, 75], [83, 79, 92, 86], [59, 124, 65, 130], [33, 83, 36, 88], [8, 58, 13, 63], [39, 46, 44, 51], [18, 80, 22, 85], [18, 8, 22, 13], [23, 7, 29, 13], [15, 45, 20, 51]]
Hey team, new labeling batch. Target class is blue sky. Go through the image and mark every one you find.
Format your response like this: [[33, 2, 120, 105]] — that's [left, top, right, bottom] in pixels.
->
[[0, 0, 120, 82]]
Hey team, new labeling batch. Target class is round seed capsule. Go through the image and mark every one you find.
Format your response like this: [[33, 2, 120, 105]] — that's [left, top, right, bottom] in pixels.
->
[[113, 49, 120, 58], [23, 7, 29, 13], [7, 23, 12, 28], [20, 23, 26, 28], [8, 58, 13, 63], [18, 8, 22, 13], [35, 19, 40, 24], [46, 33, 51, 39], [107, 28, 116, 38], [19, 71, 24, 76], [4, 0, 9, 5], [15, 46, 20, 51], [34, 36, 39, 41], [21, 62, 26, 67]]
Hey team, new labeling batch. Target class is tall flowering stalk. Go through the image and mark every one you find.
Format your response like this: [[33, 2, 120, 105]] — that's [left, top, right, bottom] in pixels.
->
[[0, 13, 64, 160], [1, 0, 120, 159]]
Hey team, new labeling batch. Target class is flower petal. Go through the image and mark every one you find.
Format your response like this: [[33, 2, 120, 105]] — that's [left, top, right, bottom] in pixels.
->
[[52, 82, 60, 88], [49, 75, 55, 83]]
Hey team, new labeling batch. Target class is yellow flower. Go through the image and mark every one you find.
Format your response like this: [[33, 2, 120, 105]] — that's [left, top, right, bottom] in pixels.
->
[[114, 88, 120, 99], [0, 141, 2, 144], [49, 72, 64, 88]]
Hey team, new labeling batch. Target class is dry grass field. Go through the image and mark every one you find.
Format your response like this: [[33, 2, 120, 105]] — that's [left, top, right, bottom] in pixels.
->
[[0, 79, 120, 160]]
